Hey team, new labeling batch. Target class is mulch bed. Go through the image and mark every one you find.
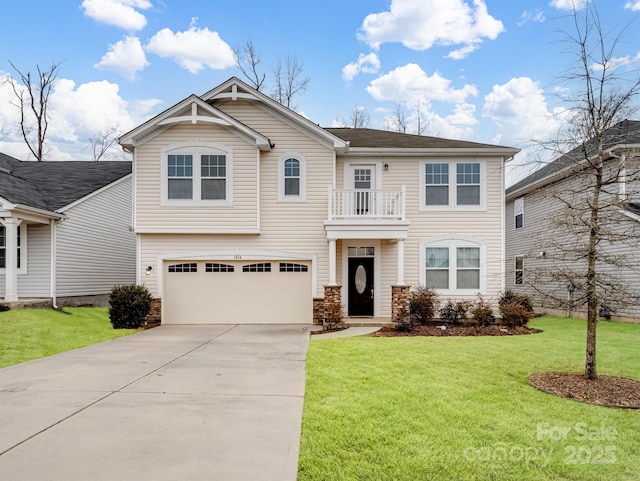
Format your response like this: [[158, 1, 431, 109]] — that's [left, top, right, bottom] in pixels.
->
[[529, 372, 640, 408], [372, 324, 541, 337]]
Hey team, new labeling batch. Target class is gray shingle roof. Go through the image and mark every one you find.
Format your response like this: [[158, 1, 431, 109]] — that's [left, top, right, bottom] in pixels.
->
[[324, 127, 513, 150], [0, 153, 132, 212], [506, 120, 640, 196]]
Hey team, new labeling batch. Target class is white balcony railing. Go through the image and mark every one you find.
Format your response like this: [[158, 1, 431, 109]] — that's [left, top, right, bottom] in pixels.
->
[[328, 186, 405, 220]]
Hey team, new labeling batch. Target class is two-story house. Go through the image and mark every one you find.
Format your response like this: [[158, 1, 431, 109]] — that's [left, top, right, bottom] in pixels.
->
[[119, 77, 518, 325], [505, 120, 640, 321]]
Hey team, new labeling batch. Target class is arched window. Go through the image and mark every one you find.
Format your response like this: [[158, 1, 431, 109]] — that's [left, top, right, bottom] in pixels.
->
[[284, 158, 300, 196], [278, 153, 307, 202]]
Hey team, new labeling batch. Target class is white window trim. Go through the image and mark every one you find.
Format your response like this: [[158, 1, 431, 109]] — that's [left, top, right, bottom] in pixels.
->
[[419, 235, 486, 295], [419, 160, 487, 211], [342, 162, 383, 189], [514, 197, 524, 229], [161, 142, 233, 206], [0, 223, 27, 274], [514, 255, 524, 285], [277, 152, 307, 202]]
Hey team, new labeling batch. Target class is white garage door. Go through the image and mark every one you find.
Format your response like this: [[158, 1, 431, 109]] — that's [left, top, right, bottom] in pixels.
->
[[163, 260, 312, 324]]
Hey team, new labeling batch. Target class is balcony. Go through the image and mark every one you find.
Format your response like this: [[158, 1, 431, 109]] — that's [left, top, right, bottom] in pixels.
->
[[325, 186, 410, 240], [328, 186, 406, 220]]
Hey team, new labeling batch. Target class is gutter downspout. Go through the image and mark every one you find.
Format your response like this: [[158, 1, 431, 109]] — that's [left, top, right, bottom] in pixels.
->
[[50, 219, 59, 309]]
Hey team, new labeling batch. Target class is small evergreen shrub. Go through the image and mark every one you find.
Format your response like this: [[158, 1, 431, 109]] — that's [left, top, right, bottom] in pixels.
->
[[109, 284, 152, 329], [498, 290, 534, 327], [471, 295, 495, 327], [439, 299, 471, 324], [323, 301, 346, 331], [409, 286, 439, 325]]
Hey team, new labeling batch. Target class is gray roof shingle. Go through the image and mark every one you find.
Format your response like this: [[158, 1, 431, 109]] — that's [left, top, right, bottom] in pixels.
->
[[0, 153, 132, 212], [324, 127, 514, 150], [506, 120, 640, 196]]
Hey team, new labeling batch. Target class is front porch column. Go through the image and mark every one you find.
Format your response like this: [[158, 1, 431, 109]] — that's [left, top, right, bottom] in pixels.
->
[[328, 238, 337, 286], [3, 218, 21, 302], [396, 238, 405, 286]]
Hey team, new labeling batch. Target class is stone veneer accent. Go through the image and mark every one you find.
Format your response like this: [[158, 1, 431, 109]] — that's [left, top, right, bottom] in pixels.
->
[[313, 297, 325, 325], [322, 285, 342, 324], [144, 298, 162, 329], [391, 285, 411, 324]]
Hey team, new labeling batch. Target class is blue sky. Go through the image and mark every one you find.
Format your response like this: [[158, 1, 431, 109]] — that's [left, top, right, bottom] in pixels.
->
[[0, 0, 638, 183]]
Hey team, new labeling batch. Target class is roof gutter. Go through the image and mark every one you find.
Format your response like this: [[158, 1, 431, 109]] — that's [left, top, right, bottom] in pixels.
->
[[12, 204, 66, 220]]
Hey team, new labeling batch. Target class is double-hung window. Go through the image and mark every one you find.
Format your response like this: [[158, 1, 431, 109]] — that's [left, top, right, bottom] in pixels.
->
[[278, 152, 307, 202], [514, 197, 524, 229], [421, 238, 484, 293], [163, 144, 232, 205], [422, 161, 484, 209], [0, 225, 24, 270]]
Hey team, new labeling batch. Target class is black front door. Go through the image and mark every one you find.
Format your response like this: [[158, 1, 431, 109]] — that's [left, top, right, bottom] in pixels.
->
[[348, 257, 374, 316]]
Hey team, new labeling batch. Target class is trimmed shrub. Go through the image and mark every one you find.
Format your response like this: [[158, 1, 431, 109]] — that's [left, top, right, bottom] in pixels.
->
[[471, 295, 495, 327], [409, 286, 439, 325], [323, 301, 346, 331], [439, 299, 471, 324], [498, 290, 534, 327], [109, 284, 152, 329]]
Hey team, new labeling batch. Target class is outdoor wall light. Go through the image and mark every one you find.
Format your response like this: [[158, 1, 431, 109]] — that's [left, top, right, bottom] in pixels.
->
[[145, 266, 153, 275], [384, 163, 389, 171]]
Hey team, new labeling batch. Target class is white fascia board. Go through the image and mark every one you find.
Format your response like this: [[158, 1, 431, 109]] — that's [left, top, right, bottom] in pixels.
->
[[341, 147, 520, 158]]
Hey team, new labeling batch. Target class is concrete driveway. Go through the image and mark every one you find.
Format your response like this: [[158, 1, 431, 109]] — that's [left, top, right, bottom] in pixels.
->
[[0, 324, 310, 481]]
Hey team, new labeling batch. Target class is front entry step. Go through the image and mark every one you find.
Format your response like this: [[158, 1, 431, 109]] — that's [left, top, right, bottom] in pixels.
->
[[345, 317, 393, 327]]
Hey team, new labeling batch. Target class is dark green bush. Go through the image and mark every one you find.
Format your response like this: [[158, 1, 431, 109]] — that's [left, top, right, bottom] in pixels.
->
[[439, 299, 471, 324], [109, 284, 152, 329], [409, 286, 439, 325], [471, 295, 495, 327], [498, 290, 534, 327]]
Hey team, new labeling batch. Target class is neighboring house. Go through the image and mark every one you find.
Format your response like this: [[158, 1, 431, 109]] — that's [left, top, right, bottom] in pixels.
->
[[119, 77, 518, 325], [505, 120, 640, 320], [0, 153, 135, 306]]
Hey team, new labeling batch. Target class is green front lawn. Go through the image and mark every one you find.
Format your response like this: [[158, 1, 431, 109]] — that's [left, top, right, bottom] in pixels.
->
[[0, 307, 138, 368], [299, 317, 640, 481]]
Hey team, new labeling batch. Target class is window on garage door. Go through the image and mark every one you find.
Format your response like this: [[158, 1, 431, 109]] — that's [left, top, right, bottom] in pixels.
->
[[168, 263, 197, 272]]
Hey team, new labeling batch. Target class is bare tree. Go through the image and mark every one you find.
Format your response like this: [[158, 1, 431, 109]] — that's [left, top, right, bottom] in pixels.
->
[[530, 2, 640, 380], [415, 99, 427, 135], [233, 40, 266, 91], [348, 105, 370, 128], [387, 99, 407, 133], [7, 61, 60, 161], [85, 126, 123, 161], [271, 56, 310, 109]]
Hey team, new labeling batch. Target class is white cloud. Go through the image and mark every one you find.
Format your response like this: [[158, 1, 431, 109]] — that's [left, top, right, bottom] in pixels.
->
[[0, 72, 160, 159], [358, 0, 504, 59], [367, 63, 478, 105], [146, 24, 235, 73], [81, 0, 152, 31], [549, 0, 587, 10], [626, 1, 640, 11], [342, 53, 381, 82], [517, 10, 546, 26], [95, 35, 149, 80], [482, 77, 562, 146], [591, 52, 640, 72]]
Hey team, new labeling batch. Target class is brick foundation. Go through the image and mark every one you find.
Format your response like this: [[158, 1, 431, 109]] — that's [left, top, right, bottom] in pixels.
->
[[391, 285, 410, 324], [144, 298, 162, 329]]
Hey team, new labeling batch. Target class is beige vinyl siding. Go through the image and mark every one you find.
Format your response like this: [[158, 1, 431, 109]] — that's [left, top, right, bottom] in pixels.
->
[[139, 102, 335, 298], [135, 123, 259, 231], [0, 223, 51, 297], [338, 155, 506, 303], [55, 176, 136, 296]]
